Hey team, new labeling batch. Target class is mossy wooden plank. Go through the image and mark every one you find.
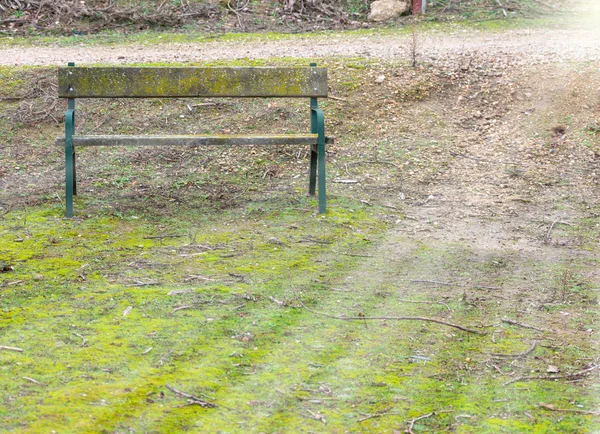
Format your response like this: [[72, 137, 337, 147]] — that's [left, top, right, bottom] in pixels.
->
[[58, 67, 328, 98], [55, 134, 336, 147]]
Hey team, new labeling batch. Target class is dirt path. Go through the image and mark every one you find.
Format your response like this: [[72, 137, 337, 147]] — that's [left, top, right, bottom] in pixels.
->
[[3, 27, 599, 66], [2, 6, 600, 66]]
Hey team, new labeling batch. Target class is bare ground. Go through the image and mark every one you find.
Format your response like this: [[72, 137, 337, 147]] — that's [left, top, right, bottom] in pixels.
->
[[1, 1, 600, 430], [1, 23, 599, 66]]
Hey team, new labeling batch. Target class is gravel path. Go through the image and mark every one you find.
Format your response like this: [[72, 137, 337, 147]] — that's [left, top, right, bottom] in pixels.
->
[[2, 7, 600, 66]]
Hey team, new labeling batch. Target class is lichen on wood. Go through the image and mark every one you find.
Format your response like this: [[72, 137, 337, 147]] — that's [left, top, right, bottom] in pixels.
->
[[58, 67, 328, 98]]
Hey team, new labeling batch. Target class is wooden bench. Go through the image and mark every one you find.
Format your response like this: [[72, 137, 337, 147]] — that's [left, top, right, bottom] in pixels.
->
[[57, 63, 330, 217]]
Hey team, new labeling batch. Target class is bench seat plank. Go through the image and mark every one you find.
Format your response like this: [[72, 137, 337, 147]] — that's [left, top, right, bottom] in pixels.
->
[[58, 67, 328, 98], [56, 134, 334, 147]]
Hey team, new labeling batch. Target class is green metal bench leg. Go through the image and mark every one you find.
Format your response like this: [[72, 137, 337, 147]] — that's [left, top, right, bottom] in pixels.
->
[[65, 107, 75, 218], [73, 148, 77, 197], [309, 82, 325, 212], [309, 131, 318, 197], [314, 109, 326, 214]]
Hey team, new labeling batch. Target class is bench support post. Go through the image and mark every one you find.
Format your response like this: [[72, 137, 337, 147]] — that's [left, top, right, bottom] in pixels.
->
[[309, 63, 326, 213], [315, 108, 326, 214], [65, 63, 76, 217], [309, 97, 318, 197], [310, 101, 327, 214]]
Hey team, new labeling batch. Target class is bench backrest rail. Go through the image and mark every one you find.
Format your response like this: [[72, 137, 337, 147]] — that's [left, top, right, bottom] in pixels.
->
[[58, 67, 328, 99]]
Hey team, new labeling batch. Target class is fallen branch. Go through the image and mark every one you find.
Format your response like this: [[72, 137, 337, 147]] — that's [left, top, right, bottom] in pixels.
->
[[491, 341, 537, 359], [73, 332, 88, 347], [184, 274, 216, 282], [328, 95, 347, 102], [126, 280, 160, 287], [166, 384, 217, 408], [158, 349, 174, 366], [539, 403, 600, 416], [332, 179, 359, 184], [296, 299, 484, 334], [298, 238, 332, 245], [503, 364, 599, 386], [347, 160, 400, 170], [358, 407, 392, 422], [334, 251, 373, 258], [408, 279, 500, 290], [0, 345, 23, 352], [143, 234, 185, 239], [269, 296, 285, 306], [407, 412, 434, 434], [544, 218, 572, 244], [495, 0, 507, 16], [23, 377, 40, 384], [501, 318, 548, 333], [302, 409, 326, 424]]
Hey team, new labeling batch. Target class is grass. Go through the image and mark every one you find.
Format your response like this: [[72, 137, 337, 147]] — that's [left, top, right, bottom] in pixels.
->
[[2, 202, 598, 432], [1, 53, 600, 432]]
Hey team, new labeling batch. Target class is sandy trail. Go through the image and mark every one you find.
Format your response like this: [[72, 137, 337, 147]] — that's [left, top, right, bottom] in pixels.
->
[[2, 5, 600, 66]]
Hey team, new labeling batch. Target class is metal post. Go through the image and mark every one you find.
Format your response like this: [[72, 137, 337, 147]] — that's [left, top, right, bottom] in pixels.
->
[[65, 62, 76, 217], [308, 62, 318, 197], [412, 0, 422, 14]]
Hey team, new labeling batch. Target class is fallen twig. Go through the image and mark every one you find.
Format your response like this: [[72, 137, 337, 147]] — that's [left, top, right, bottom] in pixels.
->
[[398, 298, 451, 311], [126, 280, 160, 287], [143, 234, 185, 239], [495, 0, 507, 16], [358, 407, 391, 422], [334, 251, 373, 258], [491, 341, 537, 359], [503, 364, 599, 386], [328, 95, 347, 102], [501, 318, 548, 333], [302, 409, 326, 424], [544, 218, 572, 244], [190, 102, 221, 107], [0, 345, 23, 352], [158, 349, 174, 366], [269, 296, 285, 306], [184, 274, 216, 282], [539, 403, 600, 416], [166, 384, 217, 408], [409, 279, 500, 290], [332, 179, 359, 184], [407, 412, 434, 434], [347, 160, 400, 170], [298, 238, 332, 245], [73, 332, 88, 347], [296, 299, 484, 334], [23, 377, 40, 384]]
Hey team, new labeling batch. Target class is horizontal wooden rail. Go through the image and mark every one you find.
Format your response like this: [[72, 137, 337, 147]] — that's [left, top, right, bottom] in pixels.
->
[[58, 67, 328, 98], [55, 134, 334, 147]]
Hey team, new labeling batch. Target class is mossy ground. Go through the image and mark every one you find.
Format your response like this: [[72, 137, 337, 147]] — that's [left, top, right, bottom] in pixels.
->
[[2, 202, 598, 432], [1, 50, 600, 432]]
